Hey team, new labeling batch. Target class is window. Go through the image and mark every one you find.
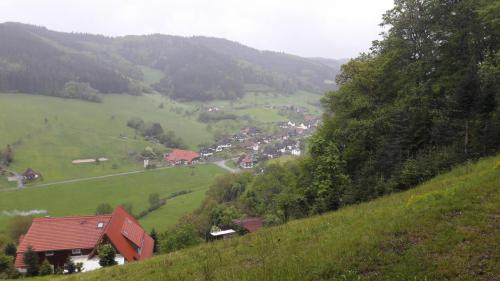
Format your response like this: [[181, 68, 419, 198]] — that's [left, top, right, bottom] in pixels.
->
[[97, 222, 104, 228], [71, 249, 82, 255], [45, 251, 54, 257]]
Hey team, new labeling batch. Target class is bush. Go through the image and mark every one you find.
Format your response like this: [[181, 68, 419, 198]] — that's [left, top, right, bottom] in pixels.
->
[[60, 81, 102, 103], [98, 244, 117, 267], [95, 203, 113, 215], [4, 243, 16, 257], [39, 259, 53, 276], [0, 254, 12, 273], [65, 256, 75, 274], [160, 224, 202, 253]]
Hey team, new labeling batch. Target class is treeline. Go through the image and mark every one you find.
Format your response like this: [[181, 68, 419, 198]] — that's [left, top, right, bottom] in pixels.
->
[[127, 118, 186, 149], [156, 0, 500, 253], [198, 111, 239, 123]]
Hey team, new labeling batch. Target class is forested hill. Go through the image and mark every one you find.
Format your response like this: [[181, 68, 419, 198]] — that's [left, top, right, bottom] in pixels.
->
[[0, 22, 341, 101]]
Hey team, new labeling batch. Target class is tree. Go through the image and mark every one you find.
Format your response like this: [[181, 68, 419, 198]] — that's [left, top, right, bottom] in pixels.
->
[[65, 256, 75, 274], [7, 216, 32, 241], [39, 259, 53, 276], [160, 224, 202, 253], [0, 254, 12, 273], [121, 203, 133, 215], [4, 243, 16, 257], [23, 246, 38, 277], [148, 193, 160, 209], [150, 228, 159, 254], [98, 244, 117, 267], [95, 203, 113, 215], [2, 145, 13, 166]]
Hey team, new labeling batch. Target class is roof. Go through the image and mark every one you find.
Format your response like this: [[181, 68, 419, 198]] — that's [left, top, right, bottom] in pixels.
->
[[232, 217, 263, 232], [210, 229, 236, 236], [15, 215, 112, 268], [165, 149, 200, 163], [15, 207, 154, 268], [102, 206, 154, 262], [22, 168, 39, 176]]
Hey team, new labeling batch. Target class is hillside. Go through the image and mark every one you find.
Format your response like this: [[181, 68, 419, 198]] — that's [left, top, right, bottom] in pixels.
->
[[37, 155, 500, 280], [0, 22, 341, 101]]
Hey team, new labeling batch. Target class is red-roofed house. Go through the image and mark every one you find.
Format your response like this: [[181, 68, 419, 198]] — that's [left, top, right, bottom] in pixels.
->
[[232, 217, 263, 233], [238, 155, 255, 169], [165, 149, 200, 165], [15, 206, 153, 273]]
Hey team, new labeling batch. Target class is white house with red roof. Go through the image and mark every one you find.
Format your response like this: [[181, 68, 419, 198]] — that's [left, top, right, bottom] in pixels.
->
[[15, 206, 153, 273]]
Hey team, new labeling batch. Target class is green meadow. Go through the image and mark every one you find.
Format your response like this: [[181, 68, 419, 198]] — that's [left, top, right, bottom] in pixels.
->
[[0, 164, 225, 233], [40, 155, 500, 281], [0, 93, 213, 188]]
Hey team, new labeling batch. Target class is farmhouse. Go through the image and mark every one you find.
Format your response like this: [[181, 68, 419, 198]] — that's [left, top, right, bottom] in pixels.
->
[[15, 206, 153, 273], [165, 149, 200, 165], [22, 168, 40, 181]]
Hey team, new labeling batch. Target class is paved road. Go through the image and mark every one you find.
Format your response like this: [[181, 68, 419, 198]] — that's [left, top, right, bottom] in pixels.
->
[[213, 159, 241, 173]]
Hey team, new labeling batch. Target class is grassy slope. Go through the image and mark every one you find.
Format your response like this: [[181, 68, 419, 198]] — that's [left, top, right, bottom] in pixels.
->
[[0, 93, 212, 188], [38, 155, 500, 281], [0, 164, 226, 233]]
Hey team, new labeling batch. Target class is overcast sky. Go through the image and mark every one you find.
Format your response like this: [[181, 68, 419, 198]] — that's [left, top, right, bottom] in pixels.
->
[[0, 0, 394, 59]]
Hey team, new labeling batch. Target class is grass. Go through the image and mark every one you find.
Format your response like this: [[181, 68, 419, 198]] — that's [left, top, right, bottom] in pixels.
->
[[35, 155, 500, 281], [0, 164, 226, 234], [0, 93, 213, 188]]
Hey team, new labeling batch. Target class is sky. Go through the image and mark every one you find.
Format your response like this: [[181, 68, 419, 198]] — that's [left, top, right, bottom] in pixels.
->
[[0, 0, 394, 59]]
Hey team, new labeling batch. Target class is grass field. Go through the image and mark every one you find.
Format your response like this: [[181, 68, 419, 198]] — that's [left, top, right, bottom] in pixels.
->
[[39, 154, 500, 281], [0, 91, 320, 188], [0, 93, 213, 188], [0, 164, 225, 234]]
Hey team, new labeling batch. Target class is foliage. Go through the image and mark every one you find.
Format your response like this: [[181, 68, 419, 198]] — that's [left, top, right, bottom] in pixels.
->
[[7, 216, 32, 241], [150, 228, 159, 254], [148, 193, 160, 209], [0, 254, 12, 273], [160, 224, 202, 253], [39, 259, 53, 276], [307, 0, 500, 208], [95, 203, 113, 215], [98, 244, 117, 267], [23, 246, 38, 277], [126, 118, 186, 149], [4, 243, 16, 257], [1, 145, 14, 166], [198, 112, 238, 123], [60, 81, 102, 102]]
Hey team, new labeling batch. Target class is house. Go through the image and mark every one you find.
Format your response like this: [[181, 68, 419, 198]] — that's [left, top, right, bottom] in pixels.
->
[[262, 146, 280, 159], [200, 148, 215, 158], [238, 155, 254, 169], [232, 217, 263, 233], [209, 229, 236, 240], [217, 139, 232, 149], [15, 206, 153, 273], [165, 149, 200, 165], [22, 168, 40, 181], [291, 148, 301, 156], [240, 140, 258, 151]]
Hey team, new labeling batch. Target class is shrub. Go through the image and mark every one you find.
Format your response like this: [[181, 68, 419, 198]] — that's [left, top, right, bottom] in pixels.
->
[[23, 246, 38, 277], [98, 244, 117, 267], [39, 259, 53, 276], [95, 203, 113, 215]]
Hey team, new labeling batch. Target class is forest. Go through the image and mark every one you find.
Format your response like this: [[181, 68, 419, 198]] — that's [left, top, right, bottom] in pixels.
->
[[0, 23, 342, 101]]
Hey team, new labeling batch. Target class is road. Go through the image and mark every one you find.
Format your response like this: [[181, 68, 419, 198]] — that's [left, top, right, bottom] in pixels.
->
[[213, 159, 241, 173], [0, 160, 238, 193]]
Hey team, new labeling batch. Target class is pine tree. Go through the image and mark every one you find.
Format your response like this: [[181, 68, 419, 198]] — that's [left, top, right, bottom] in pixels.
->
[[39, 259, 53, 276], [23, 246, 39, 277], [4, 243, 16, 257], [98, 244, 117, 267]]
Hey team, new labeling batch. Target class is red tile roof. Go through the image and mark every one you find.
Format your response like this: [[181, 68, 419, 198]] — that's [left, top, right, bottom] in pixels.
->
[[232, 217, 263, 232], [15, 215, 112, 268], [102, 206, 154, 262], [165, 149, 200, 163], [15, 206, 154, 268]]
